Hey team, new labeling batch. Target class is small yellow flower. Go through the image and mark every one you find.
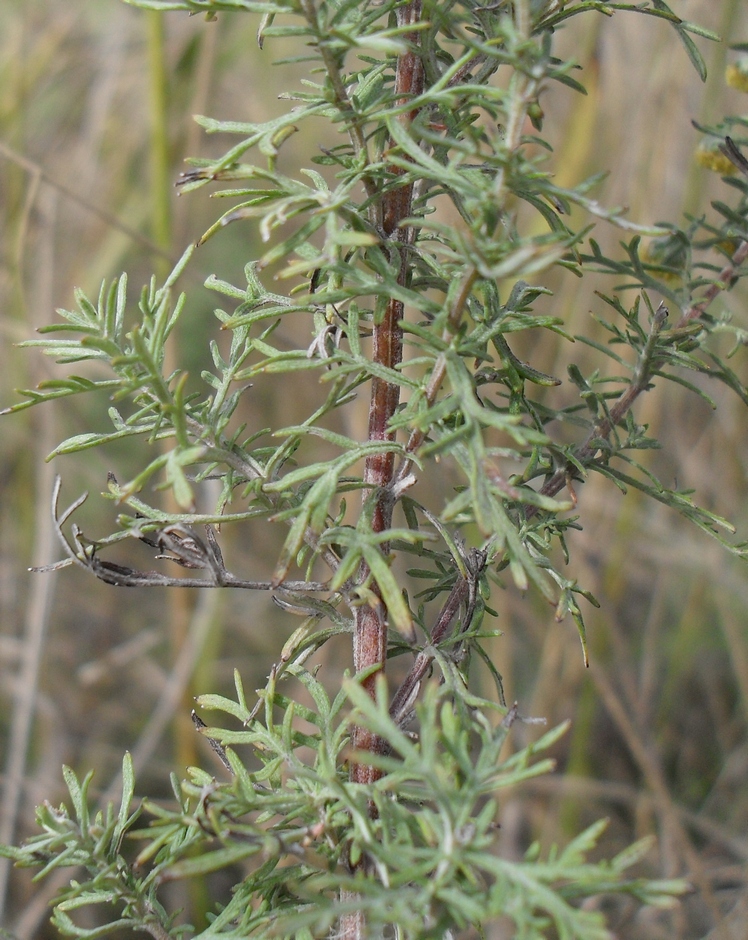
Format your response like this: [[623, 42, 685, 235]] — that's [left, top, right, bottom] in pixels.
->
[[695, 138, 737, 176], [716, 236, 742, 257], [726, 58, 748, 94]]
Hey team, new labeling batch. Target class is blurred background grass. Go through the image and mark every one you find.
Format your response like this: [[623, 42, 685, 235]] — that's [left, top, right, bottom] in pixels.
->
[[1, 2, 748, 938]]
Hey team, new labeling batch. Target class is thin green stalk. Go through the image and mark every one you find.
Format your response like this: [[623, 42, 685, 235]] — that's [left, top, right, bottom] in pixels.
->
[[490, 0, 534, 208], [147, 10, 171, 271], [298, 0, 380, 224], [146, 5, 197, 796]]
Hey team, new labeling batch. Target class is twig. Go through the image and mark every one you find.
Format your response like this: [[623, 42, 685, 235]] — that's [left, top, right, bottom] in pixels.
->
[[297, 0, 379, 220], [389, 548, 486, 727], [0, 139, 176, 263], [40, 477, 329, 593], [532, 143, 748, 508], [676, 234, 748, 329], [531, 302, 670, 512], [677, 138, 748, 329]]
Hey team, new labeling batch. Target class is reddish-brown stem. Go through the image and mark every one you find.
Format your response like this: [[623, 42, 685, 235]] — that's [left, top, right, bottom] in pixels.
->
[[676, 237, 748, 329], [340, 11, 425, 938], [533, 379, 650, 511], [350, 0, 424, 782]]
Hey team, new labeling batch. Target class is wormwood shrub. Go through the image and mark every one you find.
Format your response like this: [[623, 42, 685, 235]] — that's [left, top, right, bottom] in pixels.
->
[[2, 1, 748, 938]]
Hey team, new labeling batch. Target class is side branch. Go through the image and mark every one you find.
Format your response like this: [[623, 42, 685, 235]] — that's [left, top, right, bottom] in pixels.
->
[[677, 247, 748, 330], [389, 548, 486, 728], [677, 137, 748, 329], [42, 477, 329, 593], [297, 0, 378, 213], [533, 303, 669, 511], [533, 138, 748, 514]]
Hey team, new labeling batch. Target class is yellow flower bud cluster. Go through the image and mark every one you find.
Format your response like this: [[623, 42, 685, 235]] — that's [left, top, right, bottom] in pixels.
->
[[695, 138, 737, 176], [726, 57, 748, 94]]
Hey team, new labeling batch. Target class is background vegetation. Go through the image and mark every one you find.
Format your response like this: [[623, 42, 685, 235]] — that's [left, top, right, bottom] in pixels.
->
[[1, 1, 748, 937]]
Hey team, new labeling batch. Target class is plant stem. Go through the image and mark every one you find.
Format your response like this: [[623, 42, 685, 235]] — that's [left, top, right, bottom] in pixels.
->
[[350, 0, 424, 780], [677, 236, 748, 328], [342, 7, 424, 938], [389, 553, 486, 728]]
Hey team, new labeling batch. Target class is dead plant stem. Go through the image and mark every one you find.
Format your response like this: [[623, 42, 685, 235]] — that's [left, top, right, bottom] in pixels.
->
[[590, 658, 723, 927]]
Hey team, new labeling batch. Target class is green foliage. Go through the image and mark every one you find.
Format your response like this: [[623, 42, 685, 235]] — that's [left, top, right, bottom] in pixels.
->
[[2, 0, 748, 936], [0, 754, 179, 940], [0, 679, 687, 940]]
